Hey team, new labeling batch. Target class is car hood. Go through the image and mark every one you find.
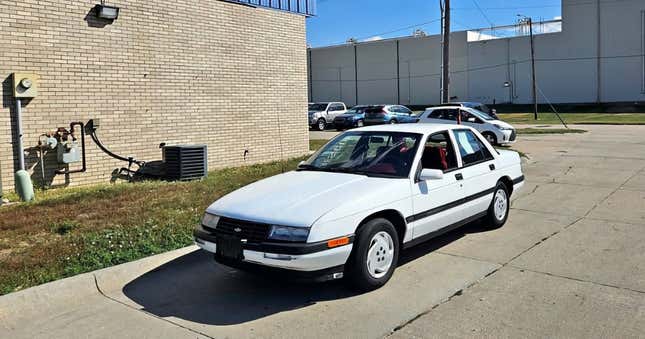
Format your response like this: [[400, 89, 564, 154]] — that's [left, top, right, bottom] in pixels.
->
[[490, 120, 514, 129], [206, 171, 406, 227], [308, 110, 323, 115]]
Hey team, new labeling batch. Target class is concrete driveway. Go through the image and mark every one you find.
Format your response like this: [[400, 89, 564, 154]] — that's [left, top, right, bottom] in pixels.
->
[[2, 125, 645, 338]]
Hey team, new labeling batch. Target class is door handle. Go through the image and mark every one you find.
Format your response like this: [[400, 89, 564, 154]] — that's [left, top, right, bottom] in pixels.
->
[[455, 173, 463, 180], [489, 164, 496, 171]]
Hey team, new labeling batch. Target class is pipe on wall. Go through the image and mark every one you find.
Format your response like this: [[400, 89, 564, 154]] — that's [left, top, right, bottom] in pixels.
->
[[15, 99, 25, 171]]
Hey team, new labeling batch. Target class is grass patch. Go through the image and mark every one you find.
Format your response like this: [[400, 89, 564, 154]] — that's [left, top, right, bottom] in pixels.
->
[[516, 128, 587, 135], [0, 146, 321, 295], [309, 139, 328, 152], [499, 113, 645, 125]]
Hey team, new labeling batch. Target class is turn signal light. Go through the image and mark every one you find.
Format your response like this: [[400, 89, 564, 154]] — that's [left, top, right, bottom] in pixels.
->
[[327, 237, 350, 248]]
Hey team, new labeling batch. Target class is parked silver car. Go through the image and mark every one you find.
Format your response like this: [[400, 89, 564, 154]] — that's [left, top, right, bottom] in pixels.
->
[[309, 102, 347, 131]]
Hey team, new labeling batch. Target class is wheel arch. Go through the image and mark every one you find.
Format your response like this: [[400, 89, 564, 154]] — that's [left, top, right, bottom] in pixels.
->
[[357, 209, 407, 244], [498, 175, 514, 196]]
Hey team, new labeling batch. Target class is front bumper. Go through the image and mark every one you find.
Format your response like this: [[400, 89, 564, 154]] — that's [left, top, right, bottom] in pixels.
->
[[193, 229, 353, 272], [499, 129, 517, 144], [333, 118, 357, 128]]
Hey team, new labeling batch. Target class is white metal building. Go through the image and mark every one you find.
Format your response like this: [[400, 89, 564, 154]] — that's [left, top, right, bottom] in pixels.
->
[[308, 0, 645, 106]]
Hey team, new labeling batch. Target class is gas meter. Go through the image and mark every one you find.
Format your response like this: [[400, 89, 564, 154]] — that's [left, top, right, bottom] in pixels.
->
[[56, 127, 82, 164]]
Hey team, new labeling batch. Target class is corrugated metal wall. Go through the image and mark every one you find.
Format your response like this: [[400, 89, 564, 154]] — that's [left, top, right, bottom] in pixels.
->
[[309, 0, 645, 106]]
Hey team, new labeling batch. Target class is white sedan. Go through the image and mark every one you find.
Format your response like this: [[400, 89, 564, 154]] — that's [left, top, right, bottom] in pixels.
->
[[419, 106, 517, 145], [195, 124, 524, 291]]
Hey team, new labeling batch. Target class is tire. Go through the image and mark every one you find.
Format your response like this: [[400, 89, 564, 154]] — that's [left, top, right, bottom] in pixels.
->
[[389, 119, 398, 124], [316, 118, 326, 131], [485, 181, 510, 229], [336, 127, 344, 131], [345, 218, 399, 292], [356, 119, 364, 128], [483, 132, 498, 146]]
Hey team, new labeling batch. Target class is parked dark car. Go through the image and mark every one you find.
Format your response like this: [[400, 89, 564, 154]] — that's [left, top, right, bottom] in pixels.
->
[[364, 105, 419, 125], [433, 102, 499, 119], [333, 105, 371, 130]]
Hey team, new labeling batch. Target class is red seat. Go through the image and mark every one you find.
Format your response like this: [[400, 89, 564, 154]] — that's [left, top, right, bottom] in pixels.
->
[[422, 147, 448, 171]]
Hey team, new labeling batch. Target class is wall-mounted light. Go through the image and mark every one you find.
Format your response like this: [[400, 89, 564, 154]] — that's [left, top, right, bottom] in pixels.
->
[[95, 2, 119, 20]]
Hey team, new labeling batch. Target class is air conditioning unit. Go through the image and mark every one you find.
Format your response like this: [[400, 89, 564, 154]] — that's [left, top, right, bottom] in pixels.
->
[[162, 145, 208, 181]]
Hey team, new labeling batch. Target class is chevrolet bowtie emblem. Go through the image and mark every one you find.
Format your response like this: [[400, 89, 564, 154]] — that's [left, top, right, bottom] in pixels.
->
[[234, 227, 242, 233]]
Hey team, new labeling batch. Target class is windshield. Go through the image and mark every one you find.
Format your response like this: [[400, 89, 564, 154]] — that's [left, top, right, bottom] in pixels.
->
[[299, 131, 422, 178], [309, 103, 328, 111], [469, 109, 495, 121]]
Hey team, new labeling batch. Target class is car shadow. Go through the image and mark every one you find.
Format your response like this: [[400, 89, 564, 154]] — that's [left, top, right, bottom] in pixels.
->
[[122, 219, 492, 326]]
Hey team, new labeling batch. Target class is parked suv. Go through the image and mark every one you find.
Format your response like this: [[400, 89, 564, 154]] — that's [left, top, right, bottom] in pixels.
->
[[433, 102, 499, 119], [309, 102, 347, 131], [333, 105, 370, 130], [364, 105, 418, 125], [418, 106, 516, 145]]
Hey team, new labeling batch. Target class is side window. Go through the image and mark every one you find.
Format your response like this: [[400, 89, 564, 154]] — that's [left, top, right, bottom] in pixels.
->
[[453, 130, 493, 166], [428, 110, 442, 119], [444, 109, 458, 121], [420, 131, 458, 172], [400, 107, 412, 115], [330, 104, 343, 111], [390, 106, 401, 114]]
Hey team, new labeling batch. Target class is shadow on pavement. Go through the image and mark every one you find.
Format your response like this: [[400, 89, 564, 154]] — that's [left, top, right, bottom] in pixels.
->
[[122, 220, 491, 325]]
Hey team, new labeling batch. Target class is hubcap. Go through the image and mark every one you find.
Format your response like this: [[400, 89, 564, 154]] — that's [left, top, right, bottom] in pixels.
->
[[366, 231, 395, 279], [357, 120, 364, 127], [493, 188, 508, 221], [390, 120, 397, 124], [318, 120, 325, 130], [486, 134, 495, 144]]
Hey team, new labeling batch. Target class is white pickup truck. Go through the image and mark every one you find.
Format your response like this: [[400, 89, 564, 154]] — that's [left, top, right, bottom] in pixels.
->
[[195, 124, 524, 291], [308, 102, 347, 131]]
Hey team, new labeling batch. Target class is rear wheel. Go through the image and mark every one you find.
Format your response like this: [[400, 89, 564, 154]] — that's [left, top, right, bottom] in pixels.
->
[[485, 182, 510, 229], [345, 218, 399, 291], [356, 119, 364, 127], [316, 118, 326, 131]]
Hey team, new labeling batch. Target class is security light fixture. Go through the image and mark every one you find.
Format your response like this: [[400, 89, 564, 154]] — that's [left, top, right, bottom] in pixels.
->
[[95, 3, 119, 20]]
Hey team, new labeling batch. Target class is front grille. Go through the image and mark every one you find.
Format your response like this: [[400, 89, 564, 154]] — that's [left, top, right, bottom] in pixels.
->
[[509, 130, 517, 141], [208, 217, 271, 243]]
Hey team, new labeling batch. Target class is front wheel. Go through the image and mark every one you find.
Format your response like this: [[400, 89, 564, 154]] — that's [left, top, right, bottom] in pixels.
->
[[345, 218, 399, 292], [316, 118, 326, 131], [389, 119, 398, 124], [485, 182, 510, 229], [356, 119, 364, 128], [483, 132, 498, 146]]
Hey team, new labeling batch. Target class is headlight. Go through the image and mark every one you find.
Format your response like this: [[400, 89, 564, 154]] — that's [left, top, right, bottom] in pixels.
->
[[268, 225, 309, 242], [201, 213, 220, 228], [493, 124, 513, 131]]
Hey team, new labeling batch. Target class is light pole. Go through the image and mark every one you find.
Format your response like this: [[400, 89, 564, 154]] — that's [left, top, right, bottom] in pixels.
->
[[440, 0, 450, 104]]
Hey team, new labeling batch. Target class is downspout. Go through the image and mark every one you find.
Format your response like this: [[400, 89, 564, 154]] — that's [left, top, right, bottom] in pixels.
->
[[15, 99, 25, 171], [396, 40, 401, 105], [596, 0, 601, 103]]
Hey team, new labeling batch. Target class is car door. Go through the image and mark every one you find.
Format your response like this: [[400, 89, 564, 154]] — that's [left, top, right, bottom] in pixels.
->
[[409, 131, 464, 240], [460, 109, 486, 133], [451, 129, 498, 218]]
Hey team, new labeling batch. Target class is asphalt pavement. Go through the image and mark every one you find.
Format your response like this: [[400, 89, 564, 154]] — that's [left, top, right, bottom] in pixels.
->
[[1, 124, 644, 338]]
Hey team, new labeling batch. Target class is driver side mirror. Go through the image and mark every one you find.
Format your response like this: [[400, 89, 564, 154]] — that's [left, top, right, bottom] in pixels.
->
[[419, 169, 444, 181]]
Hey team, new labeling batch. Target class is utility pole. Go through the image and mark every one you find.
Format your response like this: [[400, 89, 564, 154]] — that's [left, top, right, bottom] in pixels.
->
[[528, 17, 538, 120], [440, 0, 450, 104]]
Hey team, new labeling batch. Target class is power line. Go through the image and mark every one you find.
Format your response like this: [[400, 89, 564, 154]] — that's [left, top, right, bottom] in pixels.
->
[[470, 0, 494, 26], [323, 18, 442, 47]]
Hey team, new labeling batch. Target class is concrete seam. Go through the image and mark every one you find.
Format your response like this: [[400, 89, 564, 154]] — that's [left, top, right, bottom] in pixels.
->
[[387, 215, 585, 335], [582, 164, 645, 218], [506, 266, 645, 295], [92, 274, 215, 339]]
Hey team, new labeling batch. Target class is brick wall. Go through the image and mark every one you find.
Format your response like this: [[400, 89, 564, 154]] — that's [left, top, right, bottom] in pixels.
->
[[0, 0, 309, 191]]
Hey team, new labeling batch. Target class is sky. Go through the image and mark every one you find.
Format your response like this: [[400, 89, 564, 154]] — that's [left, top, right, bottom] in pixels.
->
[[306, 0, 562, 47]]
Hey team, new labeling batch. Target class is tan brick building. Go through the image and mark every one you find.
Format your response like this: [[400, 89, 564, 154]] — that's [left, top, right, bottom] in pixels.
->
[[0, 0, 310, 192]]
